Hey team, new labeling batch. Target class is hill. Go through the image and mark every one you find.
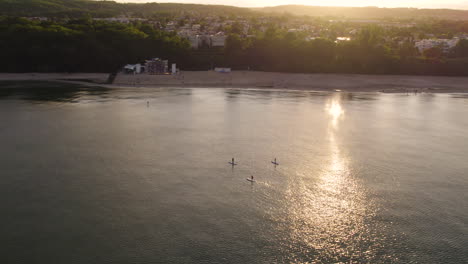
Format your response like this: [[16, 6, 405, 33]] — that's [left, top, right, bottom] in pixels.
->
[[255, 5, 468, 20], [3, 1, 468, 20], [0, 0, 251, 18]]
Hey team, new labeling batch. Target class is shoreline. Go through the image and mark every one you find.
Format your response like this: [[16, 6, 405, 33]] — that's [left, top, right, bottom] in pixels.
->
[[1, 72, 468, 93]]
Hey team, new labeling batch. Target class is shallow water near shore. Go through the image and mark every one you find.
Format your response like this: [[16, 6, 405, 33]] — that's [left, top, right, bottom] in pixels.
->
[[0, 84, 467, 263]]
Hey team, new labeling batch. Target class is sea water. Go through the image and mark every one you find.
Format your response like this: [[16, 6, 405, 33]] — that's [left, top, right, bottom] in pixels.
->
[[0, 85, 467, 263]]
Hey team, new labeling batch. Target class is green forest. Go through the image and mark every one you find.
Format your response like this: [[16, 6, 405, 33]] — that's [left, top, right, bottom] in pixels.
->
[[220, 26, 468, 76], [3, 17, 468, 75], [3, 0, 468, 20], [0, 17, 190, 72], [2, 0, 468, 75], [256, 5, 468, 21], [0, 0, 251, 18]]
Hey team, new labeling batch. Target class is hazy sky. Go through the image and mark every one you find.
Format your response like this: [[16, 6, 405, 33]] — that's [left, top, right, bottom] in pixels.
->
[[120, 0, 468, 9]]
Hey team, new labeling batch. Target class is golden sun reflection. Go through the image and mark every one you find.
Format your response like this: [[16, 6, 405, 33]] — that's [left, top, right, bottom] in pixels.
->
[[326, 100, 344, 128], [277, 94, 382, 262]]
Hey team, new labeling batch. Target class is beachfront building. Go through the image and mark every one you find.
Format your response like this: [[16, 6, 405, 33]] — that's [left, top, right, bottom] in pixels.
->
[[122, 59, 177, 75], [145, 58, 168, 74], [123, 64, 143, 74], [214, 67, 231, 73]]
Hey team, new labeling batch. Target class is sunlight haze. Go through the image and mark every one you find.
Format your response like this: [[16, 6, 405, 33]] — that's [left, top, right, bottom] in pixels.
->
[[119, 0, 468, 9]]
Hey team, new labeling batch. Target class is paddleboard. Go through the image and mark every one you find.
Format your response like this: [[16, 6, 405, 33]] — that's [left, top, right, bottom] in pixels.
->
[[271, 161, 279, 165], [229, 162, 237, 165], [246, 178, 255, 182]]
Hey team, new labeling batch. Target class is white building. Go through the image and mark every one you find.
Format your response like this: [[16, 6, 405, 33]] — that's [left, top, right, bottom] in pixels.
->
[[165, 22, 176, 32], [123, 64, 142, 74], [179, 24, 191, 30], [214, 67, 231, 73], [210, 33, 226, 47], [335, 37, 351, 43], [305, 36, 318, 42], [185, 33, 226, 49], [415, 38, 460, 54], [24, 17, 48, 21], [188, 35, 199, 49]]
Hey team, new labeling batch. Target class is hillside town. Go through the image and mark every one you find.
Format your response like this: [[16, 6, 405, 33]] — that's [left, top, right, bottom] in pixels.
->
[[8, 3, 468, 76], [24, 14, 468, 56], [98, 15, 468, 56], [82, 13, 468, 76]]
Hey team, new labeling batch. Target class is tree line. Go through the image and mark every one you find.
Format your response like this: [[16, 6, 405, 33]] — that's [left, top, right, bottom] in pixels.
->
[[0, 17, 190, 72], [0, 0, 251, 19], [4, 0, 468, 21], [217, 25, 468, 76], [2, 17, 468, 75], [257, 5, 468, 21]]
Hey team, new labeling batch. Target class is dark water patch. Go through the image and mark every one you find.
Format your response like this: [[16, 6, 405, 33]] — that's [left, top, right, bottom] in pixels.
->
[[450, 93, 468, 99], [58, 78, 100, 83], [338, 92, 378, 101], [0, 81, 109, 103]]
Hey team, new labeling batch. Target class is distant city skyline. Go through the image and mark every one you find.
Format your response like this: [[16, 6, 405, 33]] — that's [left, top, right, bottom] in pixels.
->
[[118, 0, 468, 10]]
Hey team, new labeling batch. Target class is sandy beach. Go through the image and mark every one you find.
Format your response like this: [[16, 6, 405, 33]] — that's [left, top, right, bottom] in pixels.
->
[[1, 71, 468, 92]]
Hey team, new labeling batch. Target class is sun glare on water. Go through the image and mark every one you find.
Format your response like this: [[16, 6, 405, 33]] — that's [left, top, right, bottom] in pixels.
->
[[267, 94, 394, 262], [327, 100, 344, 127]]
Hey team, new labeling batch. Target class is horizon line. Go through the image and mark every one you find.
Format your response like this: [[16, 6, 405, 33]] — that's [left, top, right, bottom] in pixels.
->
[[115, 1, 468, 11]]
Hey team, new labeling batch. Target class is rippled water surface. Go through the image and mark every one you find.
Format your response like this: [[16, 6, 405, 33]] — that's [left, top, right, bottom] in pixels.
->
[[0, 84, 467, 263]]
